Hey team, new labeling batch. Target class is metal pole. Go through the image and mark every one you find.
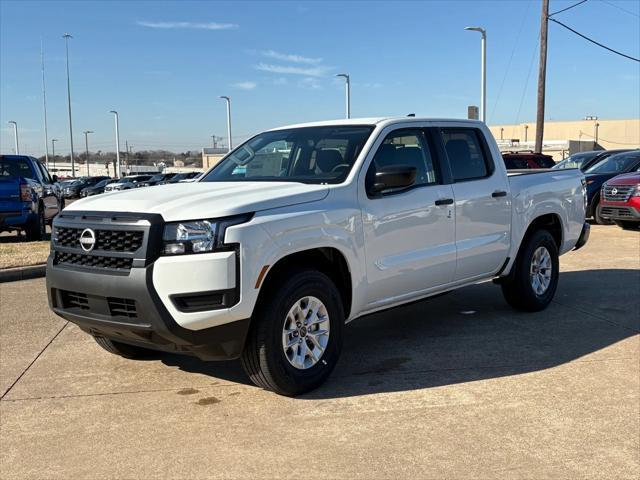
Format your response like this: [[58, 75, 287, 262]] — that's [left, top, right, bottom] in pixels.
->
[[220, 96, 232, 151], [534, 0, 549, 154], [464, 27, 486, 123], [525, 125, 529, 143], [8, 121, 19, 154], [335, 74, 351, 119], [83, 130, 93, 176], [211, 135, 215, 148], [63, 33, 76, 176], [41, 39, 49, 166], [110, 111, 121, 177], [51, 139, 57, 171], [594, 122, 600, 148]]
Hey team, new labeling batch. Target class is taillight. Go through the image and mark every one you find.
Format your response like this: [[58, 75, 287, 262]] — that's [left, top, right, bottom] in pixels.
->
[[19, 180, 31, 201]]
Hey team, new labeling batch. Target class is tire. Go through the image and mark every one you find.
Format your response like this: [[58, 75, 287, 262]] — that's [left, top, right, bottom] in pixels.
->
[[93, 335, 153, 359], [25, 207, 45, 241], [501, 229, 559, 312], [241, 269, 344, 396], [593, 198, 613, 225], [615, 220, 639, 231]]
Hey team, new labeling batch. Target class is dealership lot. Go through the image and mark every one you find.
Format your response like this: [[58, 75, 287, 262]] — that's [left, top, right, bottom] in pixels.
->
[[1, 225, 638, 479]]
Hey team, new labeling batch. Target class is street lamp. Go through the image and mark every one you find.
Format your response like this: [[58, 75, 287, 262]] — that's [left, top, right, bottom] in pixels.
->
[[83, 130, 94, 176], [335, 73, 351, 119], [219, 96, 232, 152], [109, 111, 121, 177], [8, 121, 19, 154], [464, 26, 486, 123], [63, 33, 76, 176], [51, 139, 58, 172]]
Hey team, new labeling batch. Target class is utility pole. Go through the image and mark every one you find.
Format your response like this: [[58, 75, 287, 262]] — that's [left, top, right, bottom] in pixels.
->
[[219, 96, 232, 151], [534, 0, 549, 154], [41, 39, 50, 166], [464, 27, 487, 122], [63, 33, 76, 176], [51, 139, 58, 172], [109, 111, 121, 177], [335, 74, 351, 119], [8, 121, 19, 154], [83, 130, 93, 176]]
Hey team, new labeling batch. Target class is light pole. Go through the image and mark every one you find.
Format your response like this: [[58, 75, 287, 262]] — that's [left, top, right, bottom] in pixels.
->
[[8, 121, 19, 154], [524, 125, 529, 143], [83, 130, 94, 176], [464, 26, 486, 123], [51, 138, 58, 172], [335, 73, 351, 119], [63, 33, 76, 176], [109, 111, 121, 177], [219, 96, 232, 152]]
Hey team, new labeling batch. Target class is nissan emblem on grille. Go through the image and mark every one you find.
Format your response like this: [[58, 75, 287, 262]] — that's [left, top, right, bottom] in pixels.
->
[[611, 187, 618, 196], [79, 228, 96, 252]]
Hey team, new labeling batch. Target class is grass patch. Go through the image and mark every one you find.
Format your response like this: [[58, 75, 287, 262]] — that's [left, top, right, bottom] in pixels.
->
[[0, 234, 51, 269]]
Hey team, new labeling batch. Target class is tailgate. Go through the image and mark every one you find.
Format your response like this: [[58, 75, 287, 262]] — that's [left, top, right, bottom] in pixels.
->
[[0, 179, 22, 211]]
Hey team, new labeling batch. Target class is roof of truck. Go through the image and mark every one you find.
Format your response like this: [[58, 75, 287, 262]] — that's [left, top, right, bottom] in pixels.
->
[[269, 117, 484, 131]]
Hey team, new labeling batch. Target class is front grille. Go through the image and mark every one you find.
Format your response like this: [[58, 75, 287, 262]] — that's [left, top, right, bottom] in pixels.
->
[[107, 297, 137, 318], [55, 227, 143, 252], [60, 290, 90, 310], [600, 207, 634, 218], [55, 251, 133, 270], [603, 185, 635, 202]]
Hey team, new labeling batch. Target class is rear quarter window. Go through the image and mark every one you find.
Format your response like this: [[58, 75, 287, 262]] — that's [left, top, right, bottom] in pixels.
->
[[441, 129, 493, 181], [0, 157, 34, 179]]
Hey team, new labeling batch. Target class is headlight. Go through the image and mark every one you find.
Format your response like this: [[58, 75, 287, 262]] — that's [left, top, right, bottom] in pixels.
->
[[162, 220, 216, 255]]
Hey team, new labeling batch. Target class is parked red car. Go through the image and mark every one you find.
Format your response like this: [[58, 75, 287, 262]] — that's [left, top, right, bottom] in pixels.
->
[[598, 172, 640, 230], [502, 151, 555, 169]]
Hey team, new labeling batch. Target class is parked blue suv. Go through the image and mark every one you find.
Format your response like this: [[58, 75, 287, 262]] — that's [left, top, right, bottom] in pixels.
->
[[0, 155, 64, 240]]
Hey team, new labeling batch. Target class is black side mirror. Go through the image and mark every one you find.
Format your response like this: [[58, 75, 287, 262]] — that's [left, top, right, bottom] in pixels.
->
[[52, 175, 59, 183], [368, 164, 417, 195]]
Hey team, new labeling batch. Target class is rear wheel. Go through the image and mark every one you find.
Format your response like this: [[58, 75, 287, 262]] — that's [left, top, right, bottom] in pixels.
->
[[25, 207, 45, 241], [92, 336, 153, 359], [241, 269, 344, 396], [501, 229, 559, 312]]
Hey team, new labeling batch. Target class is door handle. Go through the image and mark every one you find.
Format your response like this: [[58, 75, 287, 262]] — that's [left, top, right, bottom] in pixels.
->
[[435, 198, 454, 206], [492, 190, 508, 198]]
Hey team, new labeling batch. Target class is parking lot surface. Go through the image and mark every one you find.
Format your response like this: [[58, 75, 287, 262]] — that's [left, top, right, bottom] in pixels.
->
[[1, 225, 638, 479]]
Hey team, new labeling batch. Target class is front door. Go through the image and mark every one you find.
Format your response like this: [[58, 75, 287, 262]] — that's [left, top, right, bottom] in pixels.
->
[[359, 127, 457, 308]]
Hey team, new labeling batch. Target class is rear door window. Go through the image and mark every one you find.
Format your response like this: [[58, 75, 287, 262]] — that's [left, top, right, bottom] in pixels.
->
[[441, 129, 493, 181]]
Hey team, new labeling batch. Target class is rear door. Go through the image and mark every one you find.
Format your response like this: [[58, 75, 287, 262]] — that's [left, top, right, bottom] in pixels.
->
[[438, 127, 511, 281], [359, 127, 457, 307]]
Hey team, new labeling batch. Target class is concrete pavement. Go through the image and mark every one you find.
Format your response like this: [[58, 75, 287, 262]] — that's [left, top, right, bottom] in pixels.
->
[[1, 225, 638, 479]]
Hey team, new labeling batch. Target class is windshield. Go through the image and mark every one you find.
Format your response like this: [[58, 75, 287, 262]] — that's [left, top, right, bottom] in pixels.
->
[[553, 152, 598, 169], [586, 153, 640, 174], [95, 179, 108, 187], [202, 125, 375, 184], [149, 174, 164, 181]]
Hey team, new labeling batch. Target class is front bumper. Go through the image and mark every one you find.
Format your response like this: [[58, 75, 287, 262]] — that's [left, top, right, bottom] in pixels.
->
[[598, 205, 640, 222]]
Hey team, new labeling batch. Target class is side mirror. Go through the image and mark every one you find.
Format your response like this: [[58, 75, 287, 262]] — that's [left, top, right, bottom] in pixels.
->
[[368, 164, 417, 195], [52, 175, 59, 183]]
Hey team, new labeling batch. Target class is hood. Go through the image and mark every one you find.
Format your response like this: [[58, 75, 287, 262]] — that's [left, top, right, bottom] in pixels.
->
[[65, 181, 329, 221], [605, 172, 640, 186]]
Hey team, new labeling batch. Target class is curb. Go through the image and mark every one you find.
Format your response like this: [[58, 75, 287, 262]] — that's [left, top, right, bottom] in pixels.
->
[[0, 264, 46, 283]]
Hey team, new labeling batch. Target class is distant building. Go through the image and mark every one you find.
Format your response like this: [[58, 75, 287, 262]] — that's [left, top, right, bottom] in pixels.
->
[[488, 118, 640, 160], [202, 147, 228, 170]]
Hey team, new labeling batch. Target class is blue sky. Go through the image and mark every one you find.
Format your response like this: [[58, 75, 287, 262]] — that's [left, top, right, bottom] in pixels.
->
[[1, 0, 639, 155]]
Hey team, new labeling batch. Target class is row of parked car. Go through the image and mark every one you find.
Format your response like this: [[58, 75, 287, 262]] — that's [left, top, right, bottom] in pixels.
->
[[58, 171, 202, 199]]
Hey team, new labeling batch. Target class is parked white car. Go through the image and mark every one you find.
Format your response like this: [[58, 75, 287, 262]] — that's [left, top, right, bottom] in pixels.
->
[[47, 117, 589, 395]]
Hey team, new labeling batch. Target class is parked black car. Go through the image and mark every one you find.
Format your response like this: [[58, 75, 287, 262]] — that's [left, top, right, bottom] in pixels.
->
[[584, 150, 640, 224], [103, 175, 153, 192], [62, 176, 110, 198], [0, 155, 63, 240], [137, 173, 177, 187], [80, 178, 119, 197], [553, 149, 633, 172]]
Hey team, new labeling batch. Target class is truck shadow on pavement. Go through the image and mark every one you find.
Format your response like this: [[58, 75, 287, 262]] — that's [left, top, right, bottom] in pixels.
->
[[161, 268, 639, 398]]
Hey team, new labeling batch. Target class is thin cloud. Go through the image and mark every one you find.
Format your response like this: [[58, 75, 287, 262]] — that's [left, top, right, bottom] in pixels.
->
[[256, 62, 332, 77], [231, 81, 257, 90], [262, 49, 322, 65], [137, 21, 238, 30]]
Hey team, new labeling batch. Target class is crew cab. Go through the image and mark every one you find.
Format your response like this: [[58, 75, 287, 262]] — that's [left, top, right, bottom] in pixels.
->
[[46, 118, 589, 395], [1, 155, 63, 240], [598, 172, 640, 230]]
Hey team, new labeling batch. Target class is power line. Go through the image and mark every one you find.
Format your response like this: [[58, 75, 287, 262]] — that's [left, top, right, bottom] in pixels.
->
[[549, 17, 640, 62], [512, 34, 540, 138], [549, 0, 589, 17], [600, 0, 639, 18]]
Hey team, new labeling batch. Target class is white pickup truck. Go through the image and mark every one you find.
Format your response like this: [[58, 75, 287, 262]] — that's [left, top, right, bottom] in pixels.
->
[[47, 117, 590, 395]]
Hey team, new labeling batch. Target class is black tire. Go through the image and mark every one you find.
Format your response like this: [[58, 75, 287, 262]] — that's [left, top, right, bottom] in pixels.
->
[[241, 269, 344, 396], [615, 220, 639, 231], [501, 229, 559, 312], [25, 207, 45, 241], [593, 198, 613, 225], [93, 336, 152, 359]]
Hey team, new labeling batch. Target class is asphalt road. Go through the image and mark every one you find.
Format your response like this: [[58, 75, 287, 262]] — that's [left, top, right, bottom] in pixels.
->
[[1, 225, 638, 479]]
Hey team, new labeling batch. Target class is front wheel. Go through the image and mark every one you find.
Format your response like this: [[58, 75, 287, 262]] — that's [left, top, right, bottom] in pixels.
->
[[615, 220, 639, 231], [501, 229, 559, 312], [241, 269, 344, 396], [93, 335, 154, 359]]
